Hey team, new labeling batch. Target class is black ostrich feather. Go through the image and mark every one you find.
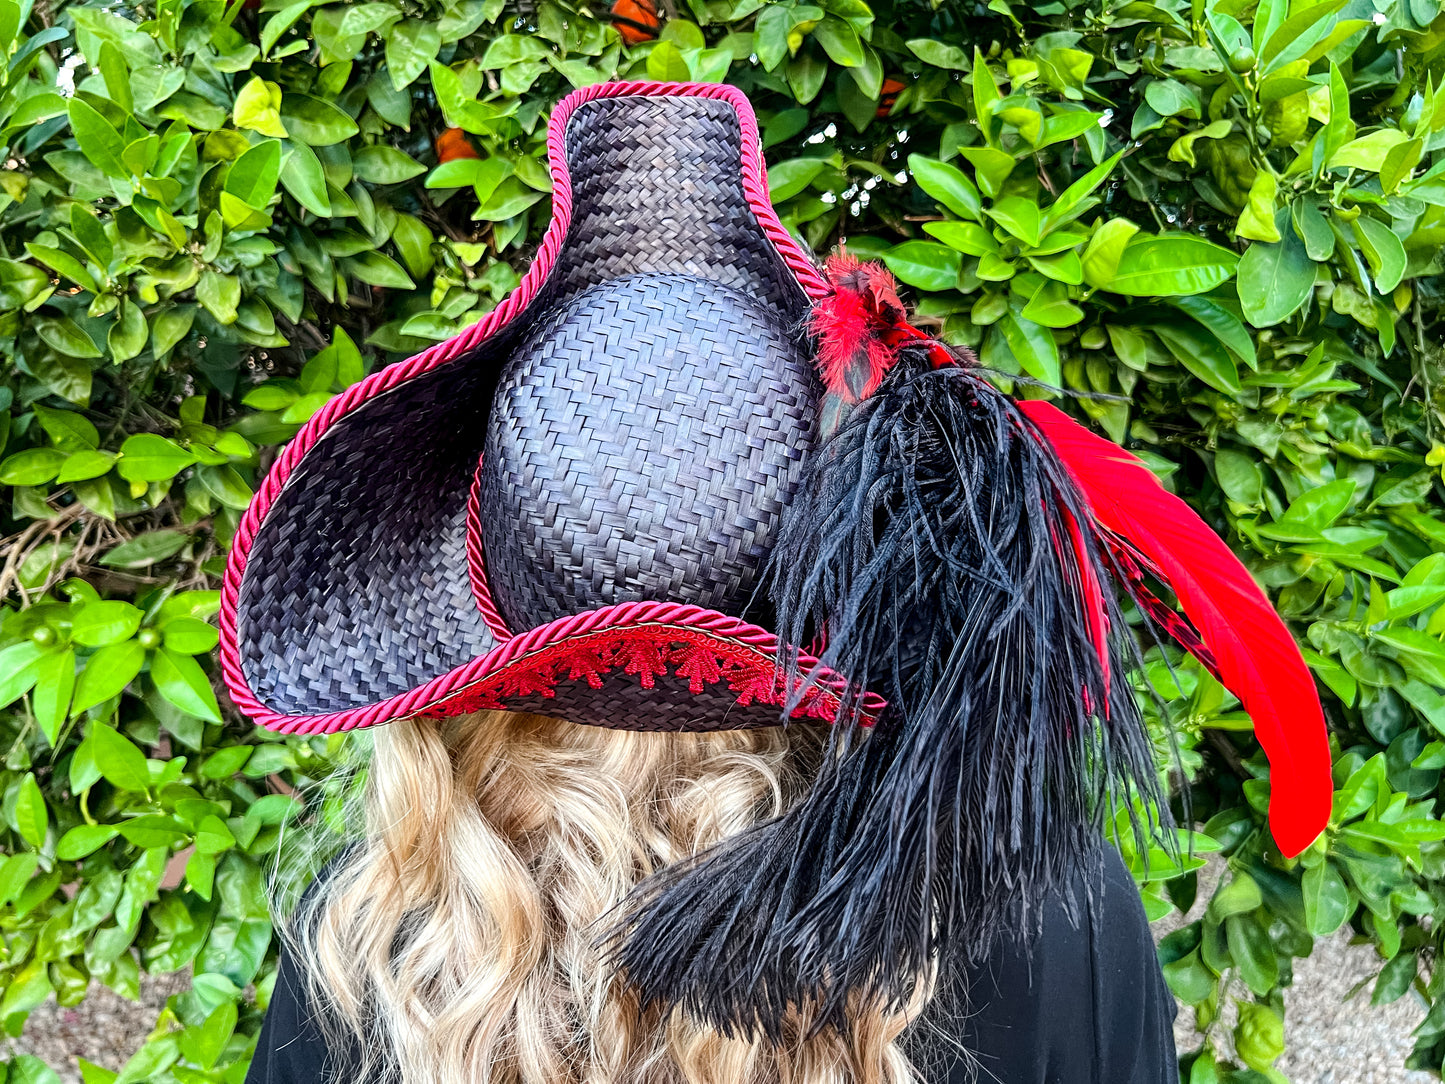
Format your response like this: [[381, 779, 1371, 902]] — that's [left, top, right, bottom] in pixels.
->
[[609, 351, 1164, 1040]]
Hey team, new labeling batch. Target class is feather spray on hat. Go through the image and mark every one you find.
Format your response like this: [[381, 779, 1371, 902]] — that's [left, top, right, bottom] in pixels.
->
[[613, 256, 1331, 1039]]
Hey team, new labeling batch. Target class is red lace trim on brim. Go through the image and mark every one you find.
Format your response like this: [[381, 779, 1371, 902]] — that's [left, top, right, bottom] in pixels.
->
[[418, 622, 872, 724]]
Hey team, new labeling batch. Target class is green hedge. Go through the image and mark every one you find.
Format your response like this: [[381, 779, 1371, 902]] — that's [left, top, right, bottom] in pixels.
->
[[2, 0, 1445, 1079]]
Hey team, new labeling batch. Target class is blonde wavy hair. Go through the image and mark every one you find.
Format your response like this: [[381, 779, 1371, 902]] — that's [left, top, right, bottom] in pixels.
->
[[287, 710, 941, 1084]]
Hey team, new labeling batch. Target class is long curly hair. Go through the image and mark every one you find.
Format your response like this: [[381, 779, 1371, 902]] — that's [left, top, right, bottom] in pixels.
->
[[284, 711, 938, 1084]]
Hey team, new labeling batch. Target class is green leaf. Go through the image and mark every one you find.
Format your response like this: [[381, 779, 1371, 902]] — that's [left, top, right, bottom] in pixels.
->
[[1352, 217, 1407, 293], [117, 433, 196, 482], [1107, 233, 1239, 297], [1162, 949, 1216, 1005], [116, 814, 187, 849], [0, 258, 52, 310], [0, 448, 64, 485], [150, 306, 196, 359], [14, 772, 47, 846], [151, 647, 222, 723], [1323, 62, 1354, 163], [386, 19, 442, 89], [68, 98, 127, 177], [906, 38, 969, 70], [0, 641, 44, 708], [908, 155, 982, 221], [261, 0, 314, 56], [69, 206, 113, 268], [224, 140, 282, 209], [768, 158, 827, 203], [1045, 151, 1125, 230], [91, 723, 151, 792], [1302, 861, 1351, 935], [957, 147, 1015, 199], [201, 745, 253, 779], [197, 270, 241, 325], [1330, 129, 1409, 172], [72, 600, 143, 647], [1168, 120, 1234, 168], [194, 814, 237, 855], [0, 852, 39, 906], [997, 310, 1061, 385], [337, 1, 400, 36], [1145, 79, 1202, 119], [987, 197, 1043, 246], [391, 214, 435, 279], [342, 251, 415, 289], [26, 242, 98, 293], [1374, 952, 1417, 1005], [180, 1001, 238, 1070], [812, 17, 862, 66], [880, 241, 961, 291], [33, 648, 75, 746], [280, 141, 332, 217], [1289, 203, 1333, 264], [785, 52, 828, 105], [1215, 448, 1263, 504], [55, 450, 115, 482], [34, 404, 99, 450], [1019, 281, 1083, 328], [37, 316, 102, 359], [162, 618, 220, 655], [1150, 320, 1241, 394], [56, 824, 119, 861], [438, 0, 497, 42], [1225, 913, 1278, 996], [1262, 479, 1356, 538], [1208, 872, 1262, 918], [923, 220, 999, 256], [280, 95, 360, 146], [71, 641, 145, 714], [196, 465, 253, 510], [6, 1055, 61, 1084], [1169, 296, 1257, 368], [1261, 0, 1347, 68], [233, 77, 288, 138], [1038, 111, 1103, 149], [1238, 209, 1315, 327], [108, 301, 147, 363], [352, 145, 427, 185], [1236, 171, 1281, 242], [1384, 584, 1445, 619]]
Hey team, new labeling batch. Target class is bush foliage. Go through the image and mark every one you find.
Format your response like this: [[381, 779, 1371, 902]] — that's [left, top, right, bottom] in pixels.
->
[[1, 0, 1445, 1078]]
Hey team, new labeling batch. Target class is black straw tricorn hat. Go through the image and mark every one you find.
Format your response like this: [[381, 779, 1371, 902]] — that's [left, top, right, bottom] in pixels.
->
[[222, 81, 1330, 1038]]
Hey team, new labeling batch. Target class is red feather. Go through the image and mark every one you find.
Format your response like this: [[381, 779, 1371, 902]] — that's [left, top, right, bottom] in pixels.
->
[[1059, 503, 1111, 699], [810, 255, 907, 403], [1017, 400, 1332, 859]]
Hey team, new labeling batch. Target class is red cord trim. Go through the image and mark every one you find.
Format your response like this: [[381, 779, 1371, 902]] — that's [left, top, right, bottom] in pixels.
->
[[466, 456, 514, 641]]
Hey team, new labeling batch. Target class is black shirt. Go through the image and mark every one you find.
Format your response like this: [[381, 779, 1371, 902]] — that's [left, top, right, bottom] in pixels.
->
[[245, 843, 1176, 1083]]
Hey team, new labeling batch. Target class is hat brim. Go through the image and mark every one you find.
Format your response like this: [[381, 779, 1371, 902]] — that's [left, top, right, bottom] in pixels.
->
[[219, 81, 857, 735]]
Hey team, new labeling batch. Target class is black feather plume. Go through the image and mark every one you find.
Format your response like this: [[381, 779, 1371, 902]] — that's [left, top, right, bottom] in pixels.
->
[[609, 351, 1163, 1039]]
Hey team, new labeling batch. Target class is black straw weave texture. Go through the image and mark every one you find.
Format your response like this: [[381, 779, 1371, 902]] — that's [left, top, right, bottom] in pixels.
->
[[237, 94, 810, 718], [480, 273, 816, 631]]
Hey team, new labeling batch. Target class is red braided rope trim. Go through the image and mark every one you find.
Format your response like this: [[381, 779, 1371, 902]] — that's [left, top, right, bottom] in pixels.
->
[[219, 82, 828, 731], [466, 456, 514, 641]]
